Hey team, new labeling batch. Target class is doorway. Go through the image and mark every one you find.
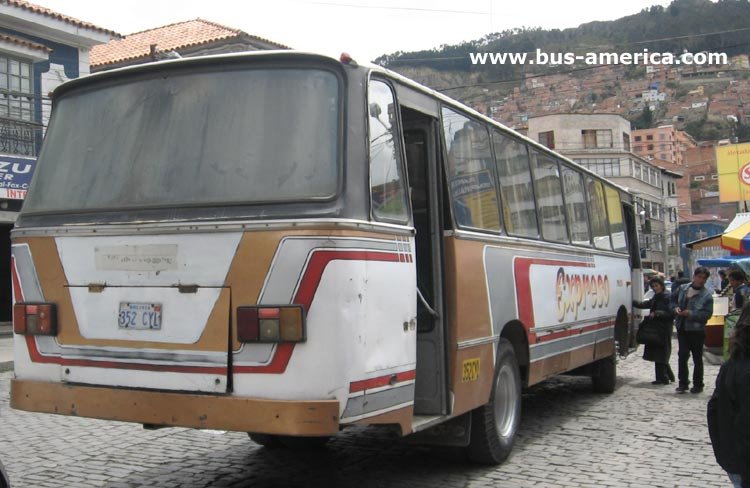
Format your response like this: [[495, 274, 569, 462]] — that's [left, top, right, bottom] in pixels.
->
[[401, 106, 448, 416]]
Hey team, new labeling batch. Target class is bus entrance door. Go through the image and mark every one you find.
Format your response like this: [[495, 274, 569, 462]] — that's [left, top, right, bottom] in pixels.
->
[[403, 106, 448, 417]]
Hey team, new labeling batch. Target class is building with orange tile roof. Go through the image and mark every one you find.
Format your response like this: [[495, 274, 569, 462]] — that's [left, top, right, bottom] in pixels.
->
[[91, 19, 289, 72]]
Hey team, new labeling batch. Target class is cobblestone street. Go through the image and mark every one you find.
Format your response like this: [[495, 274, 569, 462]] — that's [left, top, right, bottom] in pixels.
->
[[0, 341, 730, 488]]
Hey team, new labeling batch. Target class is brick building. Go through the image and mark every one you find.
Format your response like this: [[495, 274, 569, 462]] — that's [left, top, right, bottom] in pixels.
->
[[683, 144, 737, 220], [631, 125, 697, 167]]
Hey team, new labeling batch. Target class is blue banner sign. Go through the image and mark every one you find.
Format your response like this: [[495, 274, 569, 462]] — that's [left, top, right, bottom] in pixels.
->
[[0, 156, 36, 200]]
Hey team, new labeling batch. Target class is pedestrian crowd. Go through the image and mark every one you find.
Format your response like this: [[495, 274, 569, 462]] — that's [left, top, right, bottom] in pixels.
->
[[635, 266, 749, 487]]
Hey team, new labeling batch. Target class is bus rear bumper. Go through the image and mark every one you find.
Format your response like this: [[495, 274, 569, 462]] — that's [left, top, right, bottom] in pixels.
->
[[10, 379, 340, 436]]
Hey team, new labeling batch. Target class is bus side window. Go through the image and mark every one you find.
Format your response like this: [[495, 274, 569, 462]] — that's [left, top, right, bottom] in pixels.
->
[[440, 107, 500, 232], [604, 185, 627, 253], [368, 80, 409, 223], [492, 130, 539, 238], [586, 177, 613, 250], [561, 166, 592, 246], [530, 151, 568, 243]]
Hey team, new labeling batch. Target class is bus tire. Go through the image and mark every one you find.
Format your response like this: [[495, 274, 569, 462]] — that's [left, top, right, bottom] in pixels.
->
[[467, 338, 521, 464], [591, 354, 617, 394], [248, 433, 283, 448]]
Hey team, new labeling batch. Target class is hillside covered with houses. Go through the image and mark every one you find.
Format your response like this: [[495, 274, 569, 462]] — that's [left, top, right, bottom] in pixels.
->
[[378, 0, 750, 141]]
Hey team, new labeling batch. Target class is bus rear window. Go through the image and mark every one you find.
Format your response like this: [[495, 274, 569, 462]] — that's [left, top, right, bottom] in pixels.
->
[[24, 68, 340, 213]]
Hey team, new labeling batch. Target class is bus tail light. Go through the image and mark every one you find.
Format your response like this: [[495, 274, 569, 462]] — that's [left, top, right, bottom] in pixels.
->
[[237, 306, 306, 343], [13, 303, 57, 336]]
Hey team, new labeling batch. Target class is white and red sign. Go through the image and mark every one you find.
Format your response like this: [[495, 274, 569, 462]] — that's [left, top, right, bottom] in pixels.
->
[[514, 255, 630, 329], [740, 162, 750, 186]]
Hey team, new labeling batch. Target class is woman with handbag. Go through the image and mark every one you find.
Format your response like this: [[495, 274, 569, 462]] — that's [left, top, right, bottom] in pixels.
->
[[633, 276, 676, 385]]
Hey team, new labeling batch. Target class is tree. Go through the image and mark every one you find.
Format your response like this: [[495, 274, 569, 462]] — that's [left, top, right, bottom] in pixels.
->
[[632, 106, 654, 130]]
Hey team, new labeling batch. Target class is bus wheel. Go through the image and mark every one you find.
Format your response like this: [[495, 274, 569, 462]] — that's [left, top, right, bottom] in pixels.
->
[[248, 433, 283, 448], [591, 354, 617, 394], [467, 338, 521, 464]]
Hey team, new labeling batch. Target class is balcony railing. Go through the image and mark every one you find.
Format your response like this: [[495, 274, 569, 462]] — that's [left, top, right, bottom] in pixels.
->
[[0, 117, 42, 157]]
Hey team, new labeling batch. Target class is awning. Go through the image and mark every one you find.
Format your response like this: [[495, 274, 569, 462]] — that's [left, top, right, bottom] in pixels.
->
[[721, 221, 750, 253], [697, 255, 750, 275], [720, 212, 750, 254], [685, 234, 722, 250]]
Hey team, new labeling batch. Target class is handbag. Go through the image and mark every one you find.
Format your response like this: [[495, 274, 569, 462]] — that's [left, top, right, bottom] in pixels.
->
[[636, 318, 663, 346]]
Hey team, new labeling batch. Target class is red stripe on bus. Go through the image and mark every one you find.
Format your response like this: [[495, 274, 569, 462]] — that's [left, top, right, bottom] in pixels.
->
[[294, 250, 401, 310], [349, 369, 417, 393], [234, 250, 403, 374], [24, 336, 228, 374], [19, 248, 404, 375], [535, 320, 615, 343]]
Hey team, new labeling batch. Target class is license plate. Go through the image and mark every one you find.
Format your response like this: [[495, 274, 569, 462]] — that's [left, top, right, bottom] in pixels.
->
[[118, 302, 162, 330]]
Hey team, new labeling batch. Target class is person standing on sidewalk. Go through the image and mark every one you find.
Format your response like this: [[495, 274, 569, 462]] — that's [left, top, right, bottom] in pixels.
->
[[671, 266, 713, 394], [718, 270, 730, 294], [633, 276, 675, 385], [671, 270, 690, 295], [729, 269, 750, 312], [707, 303, 750, 487]]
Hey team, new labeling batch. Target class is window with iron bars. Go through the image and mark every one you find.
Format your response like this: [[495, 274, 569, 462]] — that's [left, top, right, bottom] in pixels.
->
[[0, 55, 39, 157]]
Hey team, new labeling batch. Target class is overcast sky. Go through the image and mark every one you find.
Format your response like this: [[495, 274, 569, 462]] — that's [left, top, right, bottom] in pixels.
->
[[32, 0, 676, 62]]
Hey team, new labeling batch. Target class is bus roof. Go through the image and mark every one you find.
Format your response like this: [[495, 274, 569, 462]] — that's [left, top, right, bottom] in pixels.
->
[[51, 50, 341, 100], [56, 49, 633, 198]]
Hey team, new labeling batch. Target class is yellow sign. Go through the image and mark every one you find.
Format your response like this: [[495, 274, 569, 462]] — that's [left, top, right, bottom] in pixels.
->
[[461, 358, 481, 382], [717, 143, 750, 202]]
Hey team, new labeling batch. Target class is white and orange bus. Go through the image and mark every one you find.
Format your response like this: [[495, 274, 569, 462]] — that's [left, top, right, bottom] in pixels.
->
[[10, 51, 642, 463]]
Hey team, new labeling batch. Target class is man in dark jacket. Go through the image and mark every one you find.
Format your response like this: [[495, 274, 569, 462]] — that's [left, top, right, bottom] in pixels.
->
[[708, 308, 750, 487], [719, 269, 730, 293], [671, 270, 690, 294], [671, 267, 714, 393], [729, 269, 750, 312]]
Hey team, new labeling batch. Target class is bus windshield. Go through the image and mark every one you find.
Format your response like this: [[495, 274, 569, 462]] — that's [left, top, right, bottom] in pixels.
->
[[24, 67, 340, 214]]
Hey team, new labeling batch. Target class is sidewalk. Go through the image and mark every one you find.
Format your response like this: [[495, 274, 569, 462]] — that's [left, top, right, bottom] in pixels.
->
[[0, 322, 12, 372]]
